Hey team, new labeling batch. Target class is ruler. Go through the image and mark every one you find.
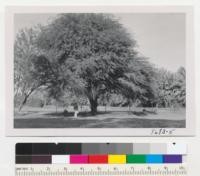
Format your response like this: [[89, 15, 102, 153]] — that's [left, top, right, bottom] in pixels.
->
[[15, 164, 187, 176]]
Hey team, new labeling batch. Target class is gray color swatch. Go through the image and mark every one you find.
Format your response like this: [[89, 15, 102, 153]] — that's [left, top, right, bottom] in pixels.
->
[[133, 143, 150, 154]]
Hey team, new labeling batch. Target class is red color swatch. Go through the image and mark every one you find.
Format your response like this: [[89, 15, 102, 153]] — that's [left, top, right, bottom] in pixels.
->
[[88, 155, 108, 164]]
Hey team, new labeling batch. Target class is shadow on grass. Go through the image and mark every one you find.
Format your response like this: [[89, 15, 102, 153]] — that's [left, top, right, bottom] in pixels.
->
[[14, 111, 39, 116], [131, 109, 157, 116], [44, 111, 112, 118], [46, 110, 156, 118]]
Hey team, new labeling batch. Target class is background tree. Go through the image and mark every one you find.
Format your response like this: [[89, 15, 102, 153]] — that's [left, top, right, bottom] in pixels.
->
[[172, 67, 186, 107], [98, 92, 111, 112], [156, 67, 186, 108], [14, 27, 43, 111]]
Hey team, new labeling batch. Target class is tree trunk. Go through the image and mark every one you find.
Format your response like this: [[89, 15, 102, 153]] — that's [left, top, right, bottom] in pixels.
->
[[56, 101, 58, 114], [18, 95, 28, 112], [89, 98, 98, 115], [18, 88, 35, 112]]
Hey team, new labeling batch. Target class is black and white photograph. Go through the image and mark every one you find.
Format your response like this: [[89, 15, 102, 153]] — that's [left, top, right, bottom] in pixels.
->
[[5, 6, 195, 136], [13, 12, 187, 128]]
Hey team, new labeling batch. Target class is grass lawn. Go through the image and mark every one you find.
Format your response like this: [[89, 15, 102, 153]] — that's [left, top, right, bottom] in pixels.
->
[[14, 106, 185, 128]]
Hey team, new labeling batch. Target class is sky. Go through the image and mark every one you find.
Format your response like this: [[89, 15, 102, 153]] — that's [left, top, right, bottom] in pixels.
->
[[14, 13, 186, 72]]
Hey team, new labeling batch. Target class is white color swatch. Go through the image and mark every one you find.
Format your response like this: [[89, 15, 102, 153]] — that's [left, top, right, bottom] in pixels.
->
[[52, 155, 70, 164]]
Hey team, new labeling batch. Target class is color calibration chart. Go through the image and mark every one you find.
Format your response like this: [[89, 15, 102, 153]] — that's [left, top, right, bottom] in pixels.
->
[[15, 143, 187, 176]]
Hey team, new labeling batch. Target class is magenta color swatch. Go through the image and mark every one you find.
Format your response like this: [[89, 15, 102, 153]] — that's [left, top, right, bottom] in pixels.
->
[[70, 155, 88, 164]]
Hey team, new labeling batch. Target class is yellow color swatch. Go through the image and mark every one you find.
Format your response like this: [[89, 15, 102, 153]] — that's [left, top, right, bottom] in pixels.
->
[[108, 155, 126, 164]]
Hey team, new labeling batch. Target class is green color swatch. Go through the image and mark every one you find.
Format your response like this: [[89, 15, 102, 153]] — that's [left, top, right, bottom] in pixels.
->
[[126, 155, 146, 163]]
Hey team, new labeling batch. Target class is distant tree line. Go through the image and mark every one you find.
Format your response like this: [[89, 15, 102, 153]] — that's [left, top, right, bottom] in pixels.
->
[[14, 14, 186, 114]]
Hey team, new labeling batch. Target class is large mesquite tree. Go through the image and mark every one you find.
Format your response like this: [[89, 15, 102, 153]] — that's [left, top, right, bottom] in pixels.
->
[[33, 14, 156, 114]]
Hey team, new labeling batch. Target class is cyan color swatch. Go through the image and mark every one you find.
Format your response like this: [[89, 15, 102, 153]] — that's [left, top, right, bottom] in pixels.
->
[[146, 155, 163, 163]]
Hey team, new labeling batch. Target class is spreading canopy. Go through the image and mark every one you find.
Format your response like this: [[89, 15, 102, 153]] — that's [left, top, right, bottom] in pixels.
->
[[32, 13, 157, 114]]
